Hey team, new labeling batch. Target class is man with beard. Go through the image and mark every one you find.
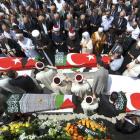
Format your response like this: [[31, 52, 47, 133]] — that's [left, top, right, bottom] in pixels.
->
[[52, 25, 67, 54], [66, 28, 80, 53], [91, 27, 107, 55], [31, 30, 55, 65]]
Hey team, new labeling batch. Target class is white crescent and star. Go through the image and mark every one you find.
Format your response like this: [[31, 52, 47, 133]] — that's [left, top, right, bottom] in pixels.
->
[[67, 54, 94, 66], [67, 53, 84, 66], [86, 55, 95, 61]]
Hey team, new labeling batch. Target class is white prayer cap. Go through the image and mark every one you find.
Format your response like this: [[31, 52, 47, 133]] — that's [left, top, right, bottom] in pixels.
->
[[98, 27, 103, 33], [0, 12, 4, 17], [32, 30, 40, 38]]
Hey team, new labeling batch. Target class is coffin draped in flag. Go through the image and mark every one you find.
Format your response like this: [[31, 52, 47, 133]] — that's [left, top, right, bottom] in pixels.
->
[[0, 57, 36, 71], [126, 92, 140, 112], [6, 94, 76, 113], [55, 53, 110, 69]]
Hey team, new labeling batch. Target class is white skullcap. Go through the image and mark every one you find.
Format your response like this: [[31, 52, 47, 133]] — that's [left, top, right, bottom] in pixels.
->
[[32, 30, 40, 38], [98, 27, 104, 33]]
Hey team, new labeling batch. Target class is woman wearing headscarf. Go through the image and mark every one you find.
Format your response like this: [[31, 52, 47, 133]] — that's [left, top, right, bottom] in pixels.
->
[[80, 31, 93, 54]]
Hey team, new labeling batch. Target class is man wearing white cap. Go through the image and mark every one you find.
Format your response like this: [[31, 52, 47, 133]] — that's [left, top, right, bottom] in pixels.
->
[[51, 75, 72, 95], [52, 25, 67, 53], [66, 28, 80, 53], [80, 31, 93, 54], [32, 29, 54, 65], [71, 74, 92, 99], [35, 62, 57, 91], [123, 54, 140, 78], [91, 27, 107, 55], [16, 31, 39, 58]]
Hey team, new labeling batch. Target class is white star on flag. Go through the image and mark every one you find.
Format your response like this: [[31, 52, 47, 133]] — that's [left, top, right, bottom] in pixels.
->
[[87, 55, 94, 61], [12, 58, 21, 65]]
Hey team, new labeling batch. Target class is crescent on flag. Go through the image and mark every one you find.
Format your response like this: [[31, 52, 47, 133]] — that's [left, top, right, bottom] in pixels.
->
[[67, 53, 84, 66], [0, 67, 11, 70], [125, 92, 137, 111]]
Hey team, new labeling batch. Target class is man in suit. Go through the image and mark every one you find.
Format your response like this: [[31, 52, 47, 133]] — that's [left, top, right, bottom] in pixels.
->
[[52, 12, 64, 32], [112, 10, 127, 36], [0, 35, 25, 57], [92, 58, 109, 96], [89, 9, 102, 34], [66, 29, 81, 53], [38, 15, 52, 38], [7, 70, 42, 93], [32, 30, 55, 65], [115, 0, 127, 13]]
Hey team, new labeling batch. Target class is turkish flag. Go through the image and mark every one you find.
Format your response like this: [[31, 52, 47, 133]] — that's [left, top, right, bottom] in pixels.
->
[[126, 93, 140, 112], [0, 57, 36, 71], [57, 53, 110, 69]]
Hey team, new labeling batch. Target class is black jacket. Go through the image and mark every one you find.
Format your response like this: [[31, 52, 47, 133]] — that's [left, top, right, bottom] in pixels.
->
[[9, 76, 41, 93]]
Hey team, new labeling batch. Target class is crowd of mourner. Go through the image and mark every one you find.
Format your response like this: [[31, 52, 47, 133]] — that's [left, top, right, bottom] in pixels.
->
[[0, 0, 140, 126]]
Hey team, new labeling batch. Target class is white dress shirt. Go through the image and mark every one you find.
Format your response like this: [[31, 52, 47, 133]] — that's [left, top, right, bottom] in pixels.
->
[[42, 23, 48, 35], [54, 0, 65, 12], [101, 15, 114, 31], [131, 26, 140, 40], [110, 55, 124, 71], [18, 37, 39, 58]]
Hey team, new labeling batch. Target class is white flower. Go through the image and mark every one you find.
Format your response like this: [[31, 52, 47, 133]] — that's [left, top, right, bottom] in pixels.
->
[[19, 133, 26, 140], [27, 134, 37, 140]]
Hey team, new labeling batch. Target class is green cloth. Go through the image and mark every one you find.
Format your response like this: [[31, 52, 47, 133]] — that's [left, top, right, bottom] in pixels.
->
[[55, 95, 64, 109]]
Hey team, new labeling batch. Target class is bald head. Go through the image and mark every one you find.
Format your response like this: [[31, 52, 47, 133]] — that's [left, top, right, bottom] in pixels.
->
[[132, 21, 138, 28]]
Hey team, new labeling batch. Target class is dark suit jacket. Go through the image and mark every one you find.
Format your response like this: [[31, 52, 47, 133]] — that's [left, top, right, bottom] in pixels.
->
[[115, 4, 127, 13], [66, 35, 80, 53], [9, 76, 41, 93], [31, 0, 43, 9], [113, 17, 127, 31], [38, 20, 52, 36], [89, 15, 102, 27], [0, 39, 25, 57]]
